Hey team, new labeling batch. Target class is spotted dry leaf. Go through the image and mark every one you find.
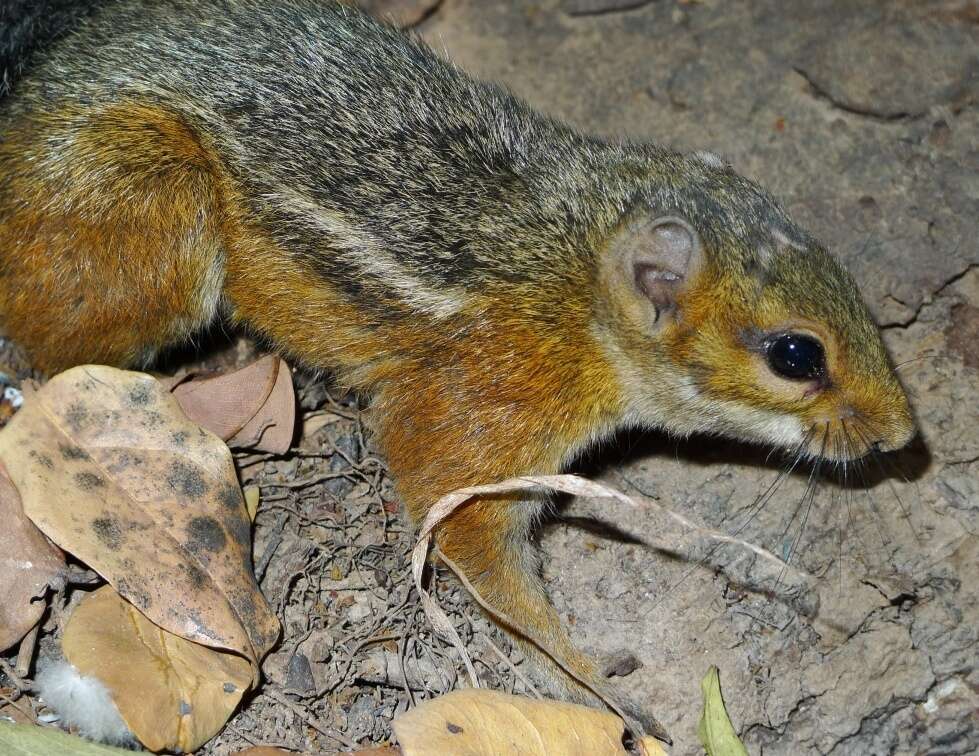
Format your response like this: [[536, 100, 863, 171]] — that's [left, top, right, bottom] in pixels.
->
[[392, 689, 630, 755], [63, 585, 253, 753], [0, 365, 279, 679], [0, 463, 65, 653], [165, 355, 296, 454]]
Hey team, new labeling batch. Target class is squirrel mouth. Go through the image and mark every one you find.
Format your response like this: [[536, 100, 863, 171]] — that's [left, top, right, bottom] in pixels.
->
[[803, 410, 914, 463]]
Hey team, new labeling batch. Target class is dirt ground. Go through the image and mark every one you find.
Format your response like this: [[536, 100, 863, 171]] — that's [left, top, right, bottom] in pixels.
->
[[2, 1, 977, 755]]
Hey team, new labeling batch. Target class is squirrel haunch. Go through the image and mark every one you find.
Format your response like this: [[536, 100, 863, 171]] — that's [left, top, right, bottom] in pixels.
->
[[0, 0, 915, 738]]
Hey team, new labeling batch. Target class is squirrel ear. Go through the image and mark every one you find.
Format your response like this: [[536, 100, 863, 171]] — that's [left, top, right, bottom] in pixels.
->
[[607, 214, 703, 325]]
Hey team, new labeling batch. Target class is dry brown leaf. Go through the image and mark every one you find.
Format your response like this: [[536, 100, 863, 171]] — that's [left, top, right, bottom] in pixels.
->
[[232, 747, 401, 756], [226, 357, 295, 452], [0, 463, 65, 652], [166, 355, 296, 453], [639, 735, 670, 756], [301, 410, 343, 440], [63, 586, 253, 753], [0, 365, 279, 680], [393, 689, 628, 755], [0, 699, 34, 726]]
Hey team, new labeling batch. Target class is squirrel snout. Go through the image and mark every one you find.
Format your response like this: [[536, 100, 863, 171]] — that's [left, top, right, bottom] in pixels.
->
[[846, 401, 916, 459], [810, 397, 915, 461], [872, 417, 917, 455]]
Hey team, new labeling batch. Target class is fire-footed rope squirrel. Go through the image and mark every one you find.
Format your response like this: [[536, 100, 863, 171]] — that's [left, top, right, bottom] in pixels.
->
[[0, 0, 915, 740]]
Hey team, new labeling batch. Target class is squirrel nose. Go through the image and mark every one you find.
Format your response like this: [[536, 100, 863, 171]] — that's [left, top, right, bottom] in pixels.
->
[[873, 422, 916, 454]]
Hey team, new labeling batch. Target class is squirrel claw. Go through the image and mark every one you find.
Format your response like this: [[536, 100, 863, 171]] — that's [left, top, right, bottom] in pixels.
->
[[621, 704, 672, 747]]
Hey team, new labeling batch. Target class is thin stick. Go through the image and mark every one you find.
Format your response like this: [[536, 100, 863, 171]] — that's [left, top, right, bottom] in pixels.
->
[[483, 635, 542, 700], [15, 623, 39, 677], [263, 688, 357, 750], [398, 633, 416, 708], [0, 690, 36, 724], [0, 659, 27, 693]]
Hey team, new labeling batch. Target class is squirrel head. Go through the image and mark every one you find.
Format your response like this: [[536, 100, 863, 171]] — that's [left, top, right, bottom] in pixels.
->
[[594, 151, 914, 462]]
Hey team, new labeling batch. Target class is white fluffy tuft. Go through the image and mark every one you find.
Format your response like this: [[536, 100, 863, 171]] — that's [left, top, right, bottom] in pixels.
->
[[35, 660, 134, 747]]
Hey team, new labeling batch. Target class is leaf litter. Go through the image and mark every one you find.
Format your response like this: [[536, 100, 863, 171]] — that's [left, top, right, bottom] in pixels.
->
[[0, 344, 526, 753], [0, 366, 280, 673], [162, 354, 296, 454]]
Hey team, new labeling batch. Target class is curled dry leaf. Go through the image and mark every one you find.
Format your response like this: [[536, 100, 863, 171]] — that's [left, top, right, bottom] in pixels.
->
[[415, 475, 813, 596], [301, 410, 344, 440], [393, 689, 628, 756], [63, 585, 253, 753], [698, 666, 748, 756], [0, 365, 279, 680], [165, 355, 296, 453], [412, 475, 813, 643], [0, 463, 65, 652], [0, 721, 137, 755], [411, 473, 810, 743]]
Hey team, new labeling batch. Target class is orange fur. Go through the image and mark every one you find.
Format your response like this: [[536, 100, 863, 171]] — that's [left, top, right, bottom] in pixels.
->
[[0, 95, 636, 717], [0, 103, 222, 369]]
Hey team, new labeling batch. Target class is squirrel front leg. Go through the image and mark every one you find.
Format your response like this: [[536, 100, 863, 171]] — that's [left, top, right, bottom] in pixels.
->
[[371, 345, 666, 740]]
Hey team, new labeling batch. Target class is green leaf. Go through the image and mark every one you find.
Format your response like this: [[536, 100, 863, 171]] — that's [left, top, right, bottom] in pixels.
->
[[0, 723, 134, 756], [697, 665, 749, 756]]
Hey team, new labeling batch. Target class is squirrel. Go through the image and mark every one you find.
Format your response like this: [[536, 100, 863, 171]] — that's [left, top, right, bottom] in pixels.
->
[[0, 0, 915, 740]]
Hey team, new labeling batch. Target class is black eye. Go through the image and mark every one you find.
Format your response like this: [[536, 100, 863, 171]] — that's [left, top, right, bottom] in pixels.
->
[[765, 334, 826, 381]]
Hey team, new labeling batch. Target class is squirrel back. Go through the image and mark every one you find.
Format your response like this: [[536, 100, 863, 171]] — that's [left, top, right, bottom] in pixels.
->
[[0, 0, 915, 739], [0, 0, 108, 96]]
